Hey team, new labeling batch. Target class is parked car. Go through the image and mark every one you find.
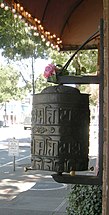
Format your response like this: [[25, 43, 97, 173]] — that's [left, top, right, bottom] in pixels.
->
[[24, 116, 31, 130]]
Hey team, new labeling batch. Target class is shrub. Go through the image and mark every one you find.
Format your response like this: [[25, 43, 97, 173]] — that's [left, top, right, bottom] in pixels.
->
[[66, 184, 102, 215]]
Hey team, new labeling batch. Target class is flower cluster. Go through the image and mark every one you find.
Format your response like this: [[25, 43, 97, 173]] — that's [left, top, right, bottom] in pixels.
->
[[43, 63, 69, 83], [44, 64, 57, 78]]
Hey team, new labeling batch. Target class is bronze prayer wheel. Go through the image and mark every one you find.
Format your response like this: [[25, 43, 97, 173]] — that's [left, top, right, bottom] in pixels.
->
[[31, 85, 90, 174]]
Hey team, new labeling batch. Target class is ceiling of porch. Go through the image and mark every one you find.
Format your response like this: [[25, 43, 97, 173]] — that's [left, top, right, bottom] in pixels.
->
[[4, 0, 103, 50]]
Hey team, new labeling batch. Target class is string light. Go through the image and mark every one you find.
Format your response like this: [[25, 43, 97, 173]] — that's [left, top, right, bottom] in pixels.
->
[[14, 14, 17, 19], [25, 11, 28, 16], [0, 3, 5, 8], [25, 22, 28, 27], [17, 3, 20, 8], [35, 32, 39, 36], [28, 26, 31, 30], [4, 5, 8, 10], [37, 20, 41, 24], [28, 13, 31, 18], [18, 14, 22, 19], [52, 45, 55, 49], [1, 0, 63, 50], [53, 34, 56, 38], [30, 25, 34, 30], [34, 18, 38, 22], [51, 43, 54, 48], [46, 41, 50, 46], [33, 26, 37, 30], [41, 35, 44, 39], [42, 38, 46, 42], [20, 6, 23, 11], [12, 8, 16, 13], [33, 32, 36, 36]]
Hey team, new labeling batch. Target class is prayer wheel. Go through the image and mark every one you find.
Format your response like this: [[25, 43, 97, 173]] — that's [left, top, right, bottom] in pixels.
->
[[31, 85, 90, 174]]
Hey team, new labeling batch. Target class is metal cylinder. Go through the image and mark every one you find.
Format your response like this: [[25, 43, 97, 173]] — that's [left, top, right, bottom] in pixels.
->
[[31, 85, 90, 173]]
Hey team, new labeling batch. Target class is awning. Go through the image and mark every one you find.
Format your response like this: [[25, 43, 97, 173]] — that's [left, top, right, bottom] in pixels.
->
[[3, 0, 103, 50]]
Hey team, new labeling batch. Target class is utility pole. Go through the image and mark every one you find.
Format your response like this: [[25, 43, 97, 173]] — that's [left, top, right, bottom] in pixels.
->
[[32, 56, 35, 95], [4, 102, 7, 127]]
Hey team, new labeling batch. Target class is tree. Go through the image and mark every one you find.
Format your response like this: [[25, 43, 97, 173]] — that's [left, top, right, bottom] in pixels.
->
[[0, 3, 49, 60], [35, 74, 54, 93], [0, 65, 27, 103], [46, 48, 99, 106], [0, 3, 50, 101], [0, 2, 99, 105], [48, 48, 98, 76], [80, 84, 99, 106]]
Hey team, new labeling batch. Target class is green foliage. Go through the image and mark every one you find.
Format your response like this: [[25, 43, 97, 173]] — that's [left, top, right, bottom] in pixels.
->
[[0, 65, 26, 102], [0, 6, 48, 60], [79, 84, 99, 106], [46, 49, 99, 106], [77, 50, 98, 75], [35, 74, 54, 93], [66, 185, 102, 215], [48, 49, 75, 75], [47, 49, 98, 76], [70, 50, 98, 75], [0, 4, 98, 105], [48, 49, 69, 66]]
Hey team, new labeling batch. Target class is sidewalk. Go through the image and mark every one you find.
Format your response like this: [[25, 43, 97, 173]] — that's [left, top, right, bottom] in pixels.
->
[[0, 127, 98, 215], [0, 156, 69, 215]]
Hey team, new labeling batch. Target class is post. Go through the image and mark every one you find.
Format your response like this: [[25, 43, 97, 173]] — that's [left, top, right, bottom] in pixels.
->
[[32, 56, 35, 95], [4, 102, 7, 127], [13, 155, 15, 171]]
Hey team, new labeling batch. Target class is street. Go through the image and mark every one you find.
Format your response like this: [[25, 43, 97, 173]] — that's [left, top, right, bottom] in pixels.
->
[[0, 125, 69, 215], [0, 124, 31, 167]]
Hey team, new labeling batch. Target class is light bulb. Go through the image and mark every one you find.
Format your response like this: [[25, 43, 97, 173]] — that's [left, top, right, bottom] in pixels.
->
[[20, 6, 23, 11], [4, 6, 8, 11], [0, 3, 5, 8], [19, 15, 22, 19], [34, 32, 39, 36], [17, 3, 20, 8], [33, 26, 37, 30], [12, 8, 16, 13], [42, 38, 45, 42], [46, 41, 50, 46], [14, 14, 18, 19]]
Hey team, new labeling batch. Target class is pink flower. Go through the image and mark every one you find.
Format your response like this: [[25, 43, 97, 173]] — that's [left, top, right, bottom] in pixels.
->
[[44, 64, 56, 78]]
